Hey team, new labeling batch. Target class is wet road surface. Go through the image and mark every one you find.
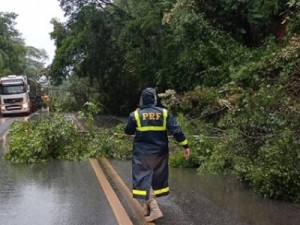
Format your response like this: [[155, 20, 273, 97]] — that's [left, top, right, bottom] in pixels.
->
[[0, 151, 117, 225], [1, 115, 300, 225], [0, 116, 118, 225], [0, 117, 17, 137], [109, 159, 300, 225], [0, 152, 118, 225]]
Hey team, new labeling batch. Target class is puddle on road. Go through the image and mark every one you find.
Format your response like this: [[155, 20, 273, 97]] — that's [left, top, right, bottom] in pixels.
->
[[0, 144, 117, 225], [170, 167, 300, 225]]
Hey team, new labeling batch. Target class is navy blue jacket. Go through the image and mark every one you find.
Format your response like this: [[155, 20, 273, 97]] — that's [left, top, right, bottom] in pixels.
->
[[125, 88, 189, 199], [125, 88, 189, 156]]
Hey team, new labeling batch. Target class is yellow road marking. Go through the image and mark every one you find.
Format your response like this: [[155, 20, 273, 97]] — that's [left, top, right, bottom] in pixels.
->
[[100, 158, 156, 225], [73, 115, 148, 224], [90, 158, 133, 225]]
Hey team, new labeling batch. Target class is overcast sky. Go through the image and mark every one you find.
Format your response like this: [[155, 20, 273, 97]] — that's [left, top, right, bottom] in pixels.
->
[[0, 0, 66, 65]]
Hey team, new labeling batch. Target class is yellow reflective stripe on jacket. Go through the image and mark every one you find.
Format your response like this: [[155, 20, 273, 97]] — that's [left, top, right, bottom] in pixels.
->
[[134, 111, 141, 127], [133, 189, 147, 196], [134, 109, 168, 131], [179, 139, 188, 146], [154, 187, 169, 195], [137, 126, 166, 131]]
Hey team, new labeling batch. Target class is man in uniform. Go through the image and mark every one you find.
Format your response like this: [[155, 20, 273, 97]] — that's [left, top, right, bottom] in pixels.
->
[[125, 87, 190, 222]]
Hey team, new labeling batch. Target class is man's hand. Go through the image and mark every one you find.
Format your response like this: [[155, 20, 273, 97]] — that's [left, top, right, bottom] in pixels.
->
[[184, 148, 190, 160]]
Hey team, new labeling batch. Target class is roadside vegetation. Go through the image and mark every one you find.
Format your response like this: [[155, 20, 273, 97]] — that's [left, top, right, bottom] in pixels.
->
[[0, 12, 48, 79], [4, 107, 132, 163], [2, 0, 300, 202]]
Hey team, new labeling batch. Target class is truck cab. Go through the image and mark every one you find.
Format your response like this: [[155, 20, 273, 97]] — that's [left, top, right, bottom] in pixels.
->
[[0, 75, 31, 115]]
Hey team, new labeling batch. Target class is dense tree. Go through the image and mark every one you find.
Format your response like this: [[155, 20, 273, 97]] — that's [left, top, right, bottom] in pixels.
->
[[0, 12, 48, 78], [196, 0, 288, 46], [49, 0, 300, 113], [51, 0, 181, 111], [0, 12, 26, 75], [59, 0, 115, 16], [50, 4, 133, 113]]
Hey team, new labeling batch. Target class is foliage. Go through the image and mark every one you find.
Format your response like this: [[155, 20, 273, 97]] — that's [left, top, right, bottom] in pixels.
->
[[169, 114, 200, 168], [116, 0, 174, 91], [287, 0, 300, 35], [169, 148, 199, 168], [197, 0, 287, 46], [158, 0, 246, 89], [45, 0, 300, 202], [246, 131, 300, 202], [49, 5, 133, 113], [4, 112, 132, 163], [78, 100, 102, 136], [0, 12, 26, 75], [4, 113, 81, 163], [171, 61, 300, 202], [0, 12, 48, 77], [24, 46, 49, 78], [164, 46, 300, 202], [158, 89, 180, 113], [89, 123, 132, 160], [50, 0, 290, 112], [46, 76, 103, 113], [58, 0, 118, 16]]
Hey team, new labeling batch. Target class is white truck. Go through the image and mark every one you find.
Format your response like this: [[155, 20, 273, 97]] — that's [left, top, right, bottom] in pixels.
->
[[0, 75, 41, 116]]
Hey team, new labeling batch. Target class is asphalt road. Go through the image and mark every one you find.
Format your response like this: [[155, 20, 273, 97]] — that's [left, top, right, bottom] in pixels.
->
[[0, 115, 118, 225], [0, 114, 300, 225], [109, 160, 300, 225]]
